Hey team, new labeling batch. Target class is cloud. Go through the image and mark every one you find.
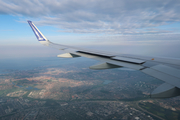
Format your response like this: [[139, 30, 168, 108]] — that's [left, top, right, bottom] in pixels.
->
[[0, 45, 62, 59], [0, 0, 180, 34], [0, 29, 13, 31]]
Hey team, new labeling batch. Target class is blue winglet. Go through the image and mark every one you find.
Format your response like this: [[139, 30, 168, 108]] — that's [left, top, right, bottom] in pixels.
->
[[27, 20, 46, 41]]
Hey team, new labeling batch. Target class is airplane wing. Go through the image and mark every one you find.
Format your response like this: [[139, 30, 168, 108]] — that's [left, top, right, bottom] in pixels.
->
[[27, 20, 180, 98]]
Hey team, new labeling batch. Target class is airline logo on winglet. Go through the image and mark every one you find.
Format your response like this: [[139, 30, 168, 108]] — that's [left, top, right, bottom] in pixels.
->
[[27, 20, 46, 41]]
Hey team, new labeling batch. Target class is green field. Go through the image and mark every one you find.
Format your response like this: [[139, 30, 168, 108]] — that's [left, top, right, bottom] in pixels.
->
[[139, 102, 180, 120]]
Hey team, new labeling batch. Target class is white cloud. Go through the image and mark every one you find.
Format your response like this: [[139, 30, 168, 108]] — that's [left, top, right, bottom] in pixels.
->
[[1, 0, 180, 34]]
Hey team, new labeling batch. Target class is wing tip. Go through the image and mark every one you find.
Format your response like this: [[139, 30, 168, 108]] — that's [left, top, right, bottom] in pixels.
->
[[27, 20, 49, 44], [27, 20, 32, 23]]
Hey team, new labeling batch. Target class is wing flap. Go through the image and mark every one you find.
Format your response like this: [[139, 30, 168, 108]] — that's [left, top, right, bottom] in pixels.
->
[[76, 51, 144, 70]]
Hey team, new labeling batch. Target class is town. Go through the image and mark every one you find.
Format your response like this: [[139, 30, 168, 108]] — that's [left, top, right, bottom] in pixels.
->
[[0, 61, 180, 120]]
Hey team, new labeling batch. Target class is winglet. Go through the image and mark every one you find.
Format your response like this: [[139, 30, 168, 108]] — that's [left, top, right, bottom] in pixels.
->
[[27, 20, 50, 45]]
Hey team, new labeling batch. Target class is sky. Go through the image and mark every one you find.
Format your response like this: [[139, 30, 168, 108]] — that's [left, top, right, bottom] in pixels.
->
[[1, 0, 180, 59]]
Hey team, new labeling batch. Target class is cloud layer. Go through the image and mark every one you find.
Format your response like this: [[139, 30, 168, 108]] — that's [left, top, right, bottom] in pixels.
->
[[1, 0, 180, 34]]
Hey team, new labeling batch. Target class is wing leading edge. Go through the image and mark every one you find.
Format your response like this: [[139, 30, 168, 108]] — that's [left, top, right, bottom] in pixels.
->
[[27, 20, 180, 98]]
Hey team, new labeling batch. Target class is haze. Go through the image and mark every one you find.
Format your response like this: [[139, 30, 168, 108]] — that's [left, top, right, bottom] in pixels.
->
[[0, 0, 180, 59]]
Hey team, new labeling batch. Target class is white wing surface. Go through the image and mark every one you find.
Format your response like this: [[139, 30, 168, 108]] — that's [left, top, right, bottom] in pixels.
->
[[28, 20, 180, 98]]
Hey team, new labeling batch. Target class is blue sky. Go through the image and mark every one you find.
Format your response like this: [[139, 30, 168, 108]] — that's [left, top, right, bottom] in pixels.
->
[[1, 0, 180, 59]]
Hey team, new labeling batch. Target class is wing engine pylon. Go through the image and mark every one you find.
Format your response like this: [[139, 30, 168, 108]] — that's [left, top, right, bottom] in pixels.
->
[[151, 83, 180, 98], [57, 53, 80, 58], [89, 62, 121, 70]]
